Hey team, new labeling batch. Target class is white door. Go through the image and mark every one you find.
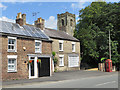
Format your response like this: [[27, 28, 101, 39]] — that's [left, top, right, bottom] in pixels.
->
[[29, 56, 37, 79], [68, 56, 79, 67]]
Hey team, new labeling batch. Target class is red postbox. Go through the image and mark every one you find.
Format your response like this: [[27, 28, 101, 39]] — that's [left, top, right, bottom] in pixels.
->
[[105, 59, 112, 72]]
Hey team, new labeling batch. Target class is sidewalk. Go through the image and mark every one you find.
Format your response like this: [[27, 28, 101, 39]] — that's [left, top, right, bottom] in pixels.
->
[[2, 70, 118, 86]]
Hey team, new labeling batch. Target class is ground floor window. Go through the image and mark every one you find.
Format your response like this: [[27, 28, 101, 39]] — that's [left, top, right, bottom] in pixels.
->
[[68, 56, 79, 67], [59, 55, 64, 66], [7, 55, 17, 72]]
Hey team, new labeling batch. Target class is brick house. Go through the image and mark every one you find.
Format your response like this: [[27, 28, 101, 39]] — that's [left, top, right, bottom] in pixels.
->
[[0, 12, 81, 81], [0, 13, 53, 81]]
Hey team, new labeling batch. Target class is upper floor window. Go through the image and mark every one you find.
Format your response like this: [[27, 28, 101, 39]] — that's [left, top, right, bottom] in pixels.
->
[[8, 36, 17, 52], [72, 42, 76, 52], [70, 19, 73, 26], [35, 40, 42, 53], [7, 55, 17, 72], [62, 19, 64, 26], [59, 40, 64, 51]]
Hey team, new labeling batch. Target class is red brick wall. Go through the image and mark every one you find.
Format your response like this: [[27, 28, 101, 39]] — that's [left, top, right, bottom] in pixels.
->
[[2, 35, 52, 81]]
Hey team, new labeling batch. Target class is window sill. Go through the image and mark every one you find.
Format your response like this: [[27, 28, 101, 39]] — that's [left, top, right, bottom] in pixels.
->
[[59, 50, 64, 52], [59, 65, 64, 67], [7, 71, 17, 73], [72, 51, 75, 52], [8, 50, 17, 53], [35, 52, 42, 54]]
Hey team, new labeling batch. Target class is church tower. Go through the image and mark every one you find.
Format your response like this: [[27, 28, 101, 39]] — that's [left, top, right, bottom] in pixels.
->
[[57, 12, 76, 36]]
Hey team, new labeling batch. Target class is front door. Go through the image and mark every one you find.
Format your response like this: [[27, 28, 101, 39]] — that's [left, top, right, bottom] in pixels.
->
[[38, 57, 50, 77], [29, 57, 37, 79]]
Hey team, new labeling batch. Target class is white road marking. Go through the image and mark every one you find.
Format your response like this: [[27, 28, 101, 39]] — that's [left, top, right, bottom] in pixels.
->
[[96, 81, 116, 86]]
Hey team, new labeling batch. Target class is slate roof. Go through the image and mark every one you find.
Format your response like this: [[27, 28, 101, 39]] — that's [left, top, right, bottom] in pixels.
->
[[44, 28, 79, 42], [0, 21, 49, 40]]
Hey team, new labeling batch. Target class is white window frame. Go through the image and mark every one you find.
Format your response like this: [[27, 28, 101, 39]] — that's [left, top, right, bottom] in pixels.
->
[[68, 56, 79, 67], [59, 40, 64, 51], [35, 40, 42, 53], [8, 36, 17, 52], [72, 42, 76, 52], [59, 55, 64, 67], [7, 55, 17, 72]]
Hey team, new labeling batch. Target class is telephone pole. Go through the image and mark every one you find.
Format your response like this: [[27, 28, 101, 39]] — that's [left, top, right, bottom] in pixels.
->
[[109, 30, 111, 60]]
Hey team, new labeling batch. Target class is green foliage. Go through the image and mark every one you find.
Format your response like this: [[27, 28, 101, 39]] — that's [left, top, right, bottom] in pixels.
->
[[52, 51, 58, 67], [54, 68, 58, 72], [54, 57, 58, 65], [74, 2, 120, 65], [52, 52, 56, 56], [101, 57, 106, 62]]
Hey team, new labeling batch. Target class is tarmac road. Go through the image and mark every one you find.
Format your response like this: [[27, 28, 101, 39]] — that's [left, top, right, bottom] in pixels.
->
[[2, 70, 118, 88]]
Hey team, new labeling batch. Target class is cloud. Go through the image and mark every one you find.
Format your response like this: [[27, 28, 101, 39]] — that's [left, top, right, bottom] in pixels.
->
[[0, 0, 120, 2], [76, 15, 79, 23], [71, 0, 88, 9], [0, 16, 15, 23], [45, 16, 57, 29], [0, 3, 7, 10], [71, 0, 120, 9]]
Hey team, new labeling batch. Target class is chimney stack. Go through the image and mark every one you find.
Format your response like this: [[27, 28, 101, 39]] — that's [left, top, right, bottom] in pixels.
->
[[34, 17, 45, 30], [22, 14, 26, 25], [16, 12, 26, 26]]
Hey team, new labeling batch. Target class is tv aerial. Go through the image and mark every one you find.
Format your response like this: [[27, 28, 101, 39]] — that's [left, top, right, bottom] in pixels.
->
[[32, 12, 39, 20]]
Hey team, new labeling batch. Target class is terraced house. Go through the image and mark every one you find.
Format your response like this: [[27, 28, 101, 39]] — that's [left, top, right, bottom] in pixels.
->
[[0, 13, 53, 81], [0, 12, 81, 81]]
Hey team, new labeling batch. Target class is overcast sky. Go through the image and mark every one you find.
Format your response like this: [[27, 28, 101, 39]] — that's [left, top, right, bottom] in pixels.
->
[[0, 0, 119, 29]]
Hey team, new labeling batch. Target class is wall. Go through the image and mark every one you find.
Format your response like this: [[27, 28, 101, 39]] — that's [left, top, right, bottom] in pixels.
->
[[51, 38, 80, 71], [2, 35, 52, 81]]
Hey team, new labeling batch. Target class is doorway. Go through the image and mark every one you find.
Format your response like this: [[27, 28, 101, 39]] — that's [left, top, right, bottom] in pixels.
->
[[38, 57, 50, 77]]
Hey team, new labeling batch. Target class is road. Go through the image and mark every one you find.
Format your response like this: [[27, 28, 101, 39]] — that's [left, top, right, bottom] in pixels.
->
[[3, 73, 118, 88]]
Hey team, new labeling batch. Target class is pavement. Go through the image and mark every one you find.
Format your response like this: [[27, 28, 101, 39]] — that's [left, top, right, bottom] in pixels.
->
[[2, 70, 118, 87], [86, 68, 98, 71]]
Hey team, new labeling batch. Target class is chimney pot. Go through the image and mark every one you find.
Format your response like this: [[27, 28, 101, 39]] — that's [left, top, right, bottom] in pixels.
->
[[16, 12, 26, 26], [35, 17, 45, 30], [17, 12, 22, 19]]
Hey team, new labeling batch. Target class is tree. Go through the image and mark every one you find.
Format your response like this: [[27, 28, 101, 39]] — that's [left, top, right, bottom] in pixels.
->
[[74, 1, 120, 67]]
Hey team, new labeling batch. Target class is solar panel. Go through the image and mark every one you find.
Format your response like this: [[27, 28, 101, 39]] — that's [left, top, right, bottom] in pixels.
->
[[5, 22, 18, 34], [23, 25, 37, 37], [12, 23, 26, 36], [1, 21, 11, 33], [34, 27, 49, 39], [0, 21, 49, 40]]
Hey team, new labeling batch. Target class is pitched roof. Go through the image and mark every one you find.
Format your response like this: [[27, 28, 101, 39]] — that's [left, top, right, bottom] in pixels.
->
[[0, 21, 49, 40], [44, 28, 79, 42]]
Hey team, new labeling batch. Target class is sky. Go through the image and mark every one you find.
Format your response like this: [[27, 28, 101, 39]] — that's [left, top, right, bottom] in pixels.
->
[[0, 0, 119, 29]]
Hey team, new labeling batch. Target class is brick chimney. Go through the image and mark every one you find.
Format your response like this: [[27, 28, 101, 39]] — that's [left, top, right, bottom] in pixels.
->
[[34, 17, 45, 30], [16, 12, 26, 26], [22, 14, 26, 25]]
